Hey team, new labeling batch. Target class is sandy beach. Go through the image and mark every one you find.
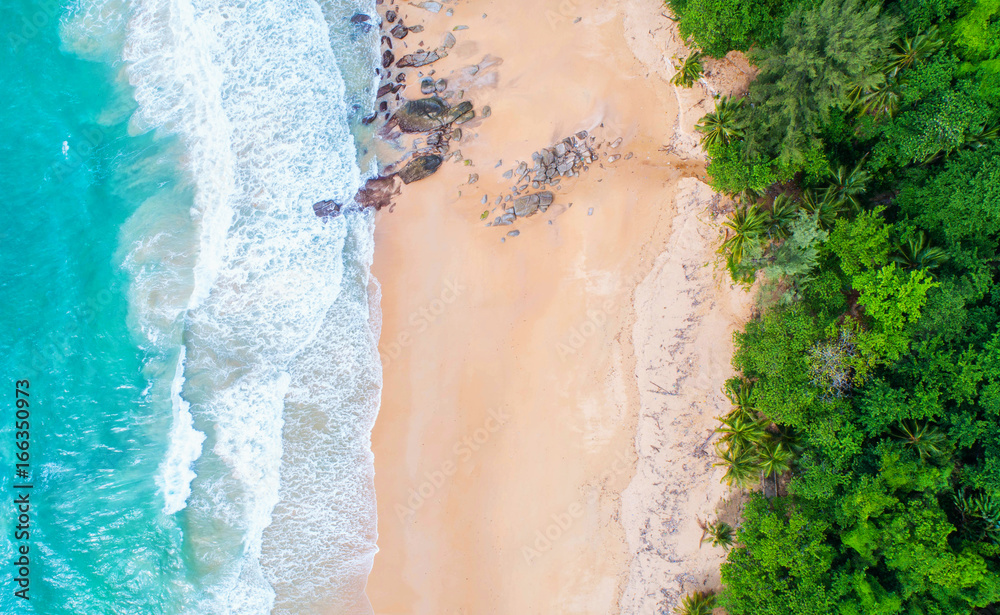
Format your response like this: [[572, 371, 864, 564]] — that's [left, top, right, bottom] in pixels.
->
[[367, 0, 754, 612]]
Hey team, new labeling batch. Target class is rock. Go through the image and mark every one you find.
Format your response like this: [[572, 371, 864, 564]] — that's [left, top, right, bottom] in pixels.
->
[[442, 32, 457, 48], [516, 161, 528, 175], [507, 230, 520, 237], [414, 1, 442, 12], [625, 152, 633, 160], [381, 35, 392, 48], [608, 154, 621, 162], [354, 175, 399, 209], [610, 137, 622, 148], [385, 9, 397, 22], [392, 96, 450, 132], [555, 143, 567, 156], [397, 155, 443, 184], [434, 78, 447, 92], [502, 169, 513, 179], [468, 173, 479, 184], [450, 128, 462, 140], [350, 13, 370, 23], [501, 212, 516, 224], [396, 48, 448, 68], [445, 100, 474, 124], [409, 24, 425, 33], [390, 22, 408, 38], [378, 100, 388, 112], [556, 162, 572, 174], [482, 195, 488, 204], [395, 72, 406, 83], [512, 194, 538, 217], [381, 50, 394, 68], [377, 83, 393, 98], [420, 78, 435, 94], [576, 130, 588, 140], [482, 105, 491, 118], [454, 25, 468, 30], [313, 199, 342, 218], [588, 207, 594, 215], [538, 192, 554, 206], [361, 113, 377, 125]]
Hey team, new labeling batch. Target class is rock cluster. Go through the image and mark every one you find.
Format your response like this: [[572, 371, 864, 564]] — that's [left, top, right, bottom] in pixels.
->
[[528, 131, 597, 189], [490, 191, 554, 226]]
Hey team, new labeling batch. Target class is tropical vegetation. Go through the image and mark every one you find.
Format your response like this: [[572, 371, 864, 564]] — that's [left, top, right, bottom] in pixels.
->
[[667, 0, 1000, 610]]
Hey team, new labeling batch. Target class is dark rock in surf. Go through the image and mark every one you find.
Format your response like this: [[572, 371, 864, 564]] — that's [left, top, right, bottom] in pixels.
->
[[354, 175, 400, 210], [392, 96, 450, 132], [381, 50, 394, 68]]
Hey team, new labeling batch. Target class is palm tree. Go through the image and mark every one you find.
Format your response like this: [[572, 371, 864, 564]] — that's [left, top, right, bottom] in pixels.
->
[[886, 27, 943, 75], [954, 488, 1000, 545], [671, 51, 704, 88], [768, 194, 799, 239], [967, 119, 1000, 150], [715, 443, 761, 489], [675, 590, 716, 615], [758, 439, 793, 494], [854, 79, 901, 120], [892, 231, 948, 271], [824, 160, 870, 210], [724, 378, 755, 419], [699, 519, 735, 551], [891, 420, 950, 461], [696, 97, 744, 148], [716, 412, 768, 454], [799, 189, 847, 231], [719, 204, 767, 265]]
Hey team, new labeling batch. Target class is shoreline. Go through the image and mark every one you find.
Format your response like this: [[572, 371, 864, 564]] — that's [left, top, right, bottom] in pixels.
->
[[365, 0, 754, 612]]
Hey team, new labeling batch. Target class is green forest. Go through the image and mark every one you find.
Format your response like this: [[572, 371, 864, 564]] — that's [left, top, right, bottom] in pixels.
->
[[669, 0, 1000, 612]]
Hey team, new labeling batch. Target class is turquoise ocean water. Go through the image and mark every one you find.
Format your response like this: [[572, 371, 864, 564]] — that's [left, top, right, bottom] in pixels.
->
[[1, 1, 382, 613]]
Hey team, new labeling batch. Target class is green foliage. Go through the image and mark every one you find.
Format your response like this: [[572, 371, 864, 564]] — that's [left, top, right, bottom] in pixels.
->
[[671, 51, 705, 87], [871, 55, 996, 168], [953, 0, 1000, 62], [690, 0, 1000, 609], [696, 96, 745, 148], [667, 0, 792, 57], [700, 519, 737, 550], [852, 263, 938, 370], [745, 0, 898, 168], [705, 140, 778, 196], [674, 590, 717, 615]]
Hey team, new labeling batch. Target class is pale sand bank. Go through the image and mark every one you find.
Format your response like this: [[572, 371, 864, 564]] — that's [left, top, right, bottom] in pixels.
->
[[366, 0, 753, 612]]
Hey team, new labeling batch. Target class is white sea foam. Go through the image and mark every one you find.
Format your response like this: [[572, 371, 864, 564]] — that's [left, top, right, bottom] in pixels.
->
[[118, 0, 381, 612], [158, 347, 207, 514]]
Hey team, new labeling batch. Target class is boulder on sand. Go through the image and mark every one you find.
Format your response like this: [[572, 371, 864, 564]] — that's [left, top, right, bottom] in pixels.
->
[[512, 191, 554, 217], [397, 155, 443, 184]]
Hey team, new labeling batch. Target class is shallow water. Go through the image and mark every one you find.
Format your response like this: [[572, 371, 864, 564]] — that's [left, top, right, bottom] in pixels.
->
[[0, 1, 382, 612]]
